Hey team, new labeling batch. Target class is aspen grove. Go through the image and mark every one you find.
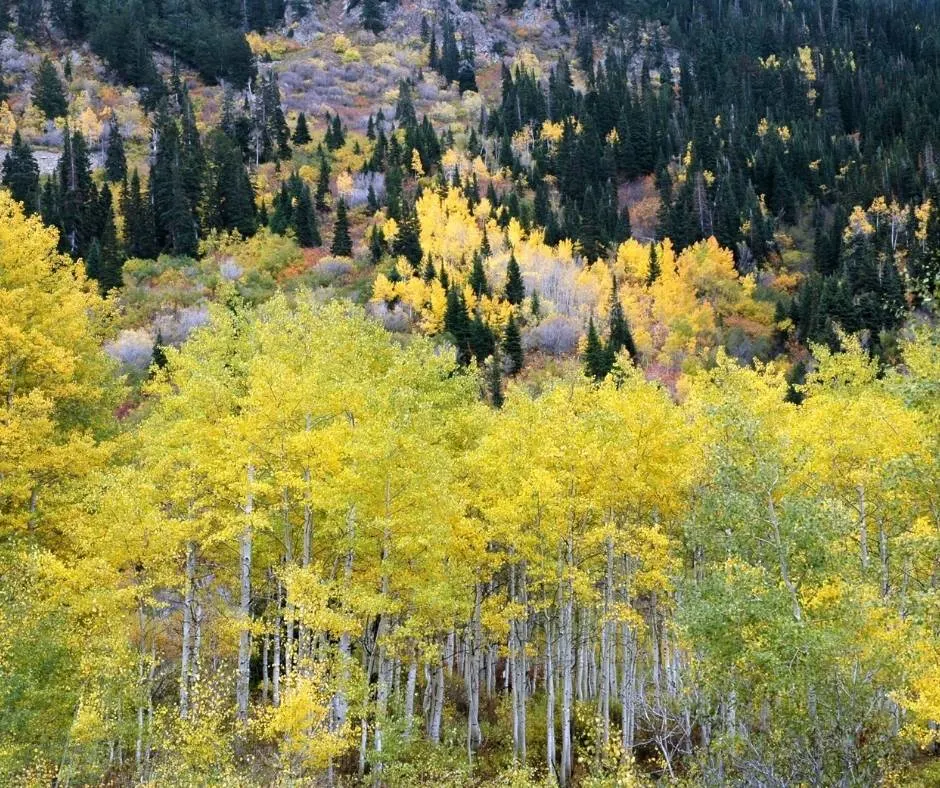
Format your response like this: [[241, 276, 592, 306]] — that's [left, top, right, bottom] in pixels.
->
[[1, 192, 939, 785]]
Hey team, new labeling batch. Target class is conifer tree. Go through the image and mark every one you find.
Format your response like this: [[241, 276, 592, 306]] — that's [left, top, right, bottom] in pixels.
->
[[583, 316, 608, 381], [32, 58, 68, 119], [606, 277, 636, 363], [203, 130, 257, 238], [529, 289, 541, 321], [502, 313, 523, 374], [121, 169, 157, 259], [151, 331, 168, 372], [292, 112, 311, 145], [487, 348, 504, 408], [360, 0, 384, 34], [647, 242, 660, 284], [331, 199, 352, 256], [315, 157, 331, 211], [444, 286, 471, 364], [504, 252, 525, 304], [468, 254, 490, 297], [104, 117, 127, 182], [293, 181, 320, 247], [2, 130, 40, 214]]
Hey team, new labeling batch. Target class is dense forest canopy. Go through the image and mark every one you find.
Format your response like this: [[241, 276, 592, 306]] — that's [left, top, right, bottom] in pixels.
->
[[1, 0, 939, 783]]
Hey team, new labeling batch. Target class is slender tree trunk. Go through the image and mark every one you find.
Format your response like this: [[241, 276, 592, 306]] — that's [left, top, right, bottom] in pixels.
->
[[273, 579, 282, 706], [560, 539, 575, 786], [428, 658, 445, 743], [467, 583, 483, 756], [404, 658, 418, 739], [180, 541, 197, 718], [334, 505, 355, 729], [858, 485, 869, 571], [236, 464, 255, 724], [545, 611, 557, 780]]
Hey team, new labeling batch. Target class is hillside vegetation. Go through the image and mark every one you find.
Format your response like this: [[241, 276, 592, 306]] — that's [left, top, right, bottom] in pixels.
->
[[1, 0, 939, 784]]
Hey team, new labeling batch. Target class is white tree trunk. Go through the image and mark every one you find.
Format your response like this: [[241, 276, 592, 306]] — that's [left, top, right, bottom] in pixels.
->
[[236, 464, 255, 724]]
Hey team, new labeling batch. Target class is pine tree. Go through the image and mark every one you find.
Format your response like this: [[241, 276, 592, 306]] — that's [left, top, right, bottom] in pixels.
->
[[647, 242, 660, 284], [32, 58, 68, 119], [292, 112, 311, 145], [469, 310, 495, 363], [529, 290, 541, 321], [504, 252, 525, 304], [293, 181, 320, 247], [121, 169, 156, 259], [469, 254, 490, 297], [94, 186, 123, 293], [606, 277, 636, 362], [2, 130, 40, 214], [411, 256, 430, 284], [316, 158, 331, 211], [487, 349, 504, 408], [360, 0, 384, 34], [444, 286, 471, 364], [203, 130, 257, 238], [331, 199, 352, 256], [583, 316, 608, 381], [104, 117, 127, 183], [502, 313, 523, 374], [151, 331, 168, 372]]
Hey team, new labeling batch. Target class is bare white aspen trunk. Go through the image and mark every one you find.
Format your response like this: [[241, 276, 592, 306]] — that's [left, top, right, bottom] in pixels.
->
[[467, 584, 482, 756], [446, 629, 456, 675], [560, 580, 574, 786], [333, 505, 355, 729], [620, 623, 637, 755], [404, 658, 418, 739], [598, 535, 614, 750], [180, 541, 197, 718], [509, 562, 527, 763], [236, 464, 255, 724], [428, 660, 444, 743], [273, 580, 282, 707], [545, 613, 556, 779]]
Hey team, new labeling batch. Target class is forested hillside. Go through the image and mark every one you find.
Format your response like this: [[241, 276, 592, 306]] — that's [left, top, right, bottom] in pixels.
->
[[1, 0, 939, 784]]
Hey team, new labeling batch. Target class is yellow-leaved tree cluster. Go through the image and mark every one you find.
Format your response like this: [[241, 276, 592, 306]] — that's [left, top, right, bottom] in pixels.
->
[[2, 192, 939, 786]]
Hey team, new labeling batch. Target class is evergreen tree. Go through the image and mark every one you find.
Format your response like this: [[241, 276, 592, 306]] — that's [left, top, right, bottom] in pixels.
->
[[583, 316, 608, 381], [203, 130, 257, 238], [504, 252, 525, 304], [93, 186, 123, 292], [104, 116, 127, 182], [331, 199, 352, 256], [32, 58, 68, 119], [121, 170, 157, 259], [292, 112, 311, 145], [469, 310, 495, 363], [360, 0, 384, 34], [444, 286, 471, 364], [2, 130, 40, 214], [487, 348, 504, 408], [647, 243, 660, 284], [151, 331, 168, 372], [606, 276, 636, 362], [293, 179, 320, 247], [468, 254, 490, 297], [502, 313, 523, 374], [315, 158, 331, 211], [529, 289, 541, 321]]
